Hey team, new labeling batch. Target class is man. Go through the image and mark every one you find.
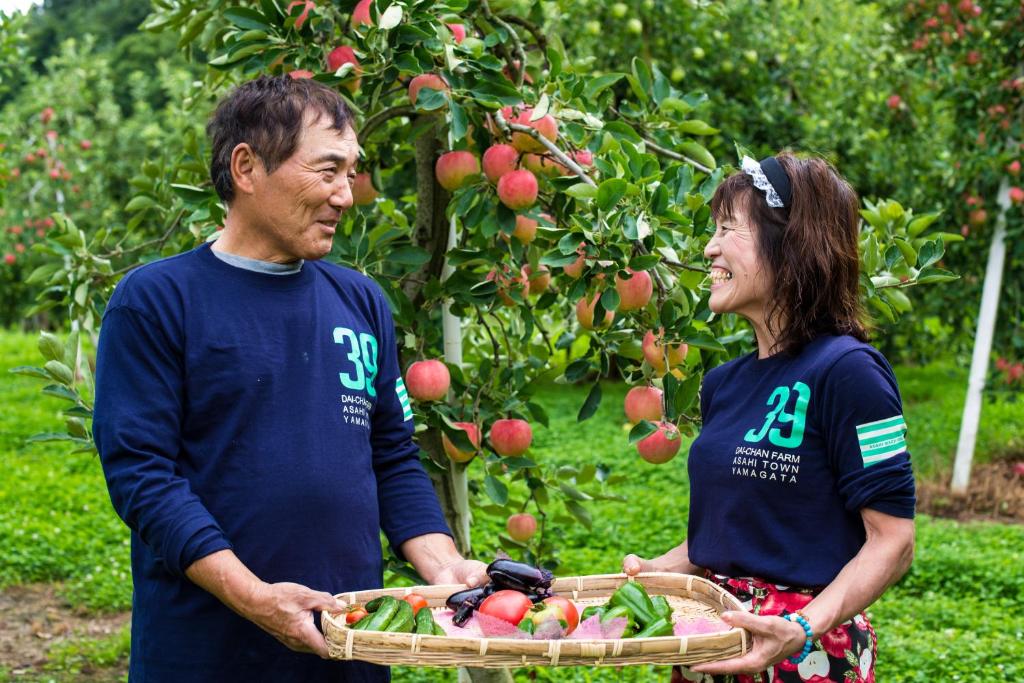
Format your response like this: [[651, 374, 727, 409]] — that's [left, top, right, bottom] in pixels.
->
[[93, 75, 486, 681]]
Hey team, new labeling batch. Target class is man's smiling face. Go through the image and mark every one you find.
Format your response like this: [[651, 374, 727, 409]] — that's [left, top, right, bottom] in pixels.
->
[[247, 113, 360, 263]]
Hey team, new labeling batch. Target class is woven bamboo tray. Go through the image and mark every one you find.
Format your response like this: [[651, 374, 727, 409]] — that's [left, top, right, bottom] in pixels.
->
[[322, 572, 750, 667]]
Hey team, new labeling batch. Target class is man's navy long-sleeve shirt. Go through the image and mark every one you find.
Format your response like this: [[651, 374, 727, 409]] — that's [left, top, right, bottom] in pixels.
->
[[93, 243, 451, 681]]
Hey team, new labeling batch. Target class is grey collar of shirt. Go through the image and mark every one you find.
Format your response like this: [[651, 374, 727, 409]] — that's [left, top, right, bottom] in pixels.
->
[[211, 248, 304, 275]]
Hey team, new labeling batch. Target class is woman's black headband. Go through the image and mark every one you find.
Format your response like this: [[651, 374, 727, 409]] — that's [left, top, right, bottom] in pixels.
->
[[741, 155, 792, 209]]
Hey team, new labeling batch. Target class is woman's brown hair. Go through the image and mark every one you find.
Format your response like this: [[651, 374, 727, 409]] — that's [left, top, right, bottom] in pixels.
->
[[710, 152, 868, 355]]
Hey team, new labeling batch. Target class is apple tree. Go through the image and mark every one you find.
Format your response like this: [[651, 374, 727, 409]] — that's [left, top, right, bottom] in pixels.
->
[[15, 0, 948, 574]]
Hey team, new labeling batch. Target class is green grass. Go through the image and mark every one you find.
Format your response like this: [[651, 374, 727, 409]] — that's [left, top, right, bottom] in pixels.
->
[[0, 330, 131, 611], [894, 363, 1024, 478], [2, 329, 1023, 681]]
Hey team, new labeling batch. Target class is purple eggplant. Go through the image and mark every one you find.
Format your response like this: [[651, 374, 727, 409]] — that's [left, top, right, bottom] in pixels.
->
[[446, 586, 489, 612], [486, 559, 554, 593], [446, 584, 496, 627]]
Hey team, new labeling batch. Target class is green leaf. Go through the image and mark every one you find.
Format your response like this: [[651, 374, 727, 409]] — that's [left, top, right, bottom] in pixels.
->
[[25, 263, 60, 286], [678, 141, 715, 170], [577, 382, 603, 422], [9, 366, 50, 379], [42, 384, 79, 403], [44, 360, 74, 385], [917, 239, 943, 269], [600, 288, 620, 312], [916, 269, 959, 284], [907, 213, 939, 238], [597, 178, 628, 211], [38, 332, 64, 362], [564, 183, 597, 200], [895, 238, 917, 267], [25, 432, 76, 443], [450, 100, 468, 141], [64, 405, 93, 418], [628, 420, 658, 444], [387, 246, 431, 265], [584, 73, 625, 99], [224, 6, 273, 31], [679, 120, 719, 135], [540, 251, 583, 267], [869, 295, 896, 324], [681, 332, 725, 352], [674, 374, 701, 416], [171, 184, 213, 203], [577, 463, 596, 485], [564, 359, 592, 382], [414, 88, 448, 111], [547, 44, 563, 78], [565, 500, 592, 529], [559, 483, 593, 501], [602, 121, 644, 144], [630, 57, 652, 103], [484, 475, 509, 506], [125, 195, 156, 213]]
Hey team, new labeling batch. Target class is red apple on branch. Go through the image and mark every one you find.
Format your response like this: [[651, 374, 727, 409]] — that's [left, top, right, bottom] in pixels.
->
[[490, 418, 533, 456], [637, 422, 681, 464], [482, 144, 518, 184], [442, 422, 481, 463], [435, 151, 480, 191], [506, 513, 537, 541], [405, 359, 451, 401], [615, 268, 653, 311], [624, 386, 664, 423], [497, 169, 538, 210]]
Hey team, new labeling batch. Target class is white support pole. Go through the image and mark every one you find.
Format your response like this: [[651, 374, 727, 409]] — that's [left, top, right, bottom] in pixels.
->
[[951, 181, 1010, 493], [441, 214, 471, 550]]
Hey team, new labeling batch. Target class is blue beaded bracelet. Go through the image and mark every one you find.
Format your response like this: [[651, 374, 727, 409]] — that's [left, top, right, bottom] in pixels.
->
[[784, 612, 814, 664]]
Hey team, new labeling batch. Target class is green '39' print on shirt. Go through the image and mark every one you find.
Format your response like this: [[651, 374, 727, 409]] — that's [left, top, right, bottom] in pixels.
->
[[333, 326, 378, 397], [743, 381, 811, 448]]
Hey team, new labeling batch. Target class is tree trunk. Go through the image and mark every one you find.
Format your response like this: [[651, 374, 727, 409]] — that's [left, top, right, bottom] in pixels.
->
[[404, 118, 450, 307]]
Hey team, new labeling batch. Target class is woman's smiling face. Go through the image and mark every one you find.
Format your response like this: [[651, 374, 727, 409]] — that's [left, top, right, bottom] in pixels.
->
[[703, 199, 774, 321]]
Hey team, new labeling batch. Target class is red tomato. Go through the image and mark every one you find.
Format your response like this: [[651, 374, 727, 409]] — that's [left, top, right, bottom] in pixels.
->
[[478, 590, 534, 625], [403, 593, 429, 616], [345, 606, 369, 624], [542, 595, 579, 634]]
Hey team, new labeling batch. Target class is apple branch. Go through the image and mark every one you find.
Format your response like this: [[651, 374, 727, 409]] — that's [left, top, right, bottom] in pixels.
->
[[487, 310, 515, 369], [498, 15, 548, 72], [661, 257, 709, 274], [479, 0, 528, 88], [522, 298, 555, 354], [642, 138, 713, 174], [492, 109, 596, 187], [358, 105, 415, 144], [108, 207, 187, 276], [476, 308, 502, 367]]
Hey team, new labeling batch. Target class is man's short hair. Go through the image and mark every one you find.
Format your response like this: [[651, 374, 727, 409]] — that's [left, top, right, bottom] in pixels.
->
[[207, 75, 356, 203]]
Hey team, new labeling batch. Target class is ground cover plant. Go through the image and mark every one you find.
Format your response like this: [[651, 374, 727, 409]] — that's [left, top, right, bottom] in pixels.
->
[[2, 328, 1022, 681]]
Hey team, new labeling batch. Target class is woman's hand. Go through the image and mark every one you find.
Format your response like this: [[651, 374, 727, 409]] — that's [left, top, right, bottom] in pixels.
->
[[622, 541, 701, 576], [690, 610, 807, 675], [622, 553, 652, 576]]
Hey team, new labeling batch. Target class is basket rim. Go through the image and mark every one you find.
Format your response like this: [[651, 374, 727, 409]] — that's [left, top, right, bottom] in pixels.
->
[[321, 571, 750, 666]]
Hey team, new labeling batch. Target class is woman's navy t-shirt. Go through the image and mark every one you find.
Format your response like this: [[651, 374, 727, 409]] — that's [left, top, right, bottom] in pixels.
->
[[687, 335, 916, 587]]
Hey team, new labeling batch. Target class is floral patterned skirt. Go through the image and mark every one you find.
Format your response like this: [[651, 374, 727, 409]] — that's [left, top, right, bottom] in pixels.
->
[[671, 573, 877, 683]]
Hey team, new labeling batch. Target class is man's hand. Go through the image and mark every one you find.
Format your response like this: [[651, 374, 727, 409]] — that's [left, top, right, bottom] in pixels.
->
[[241, 581, 344, 658], [400, 533, 488, 587], [185, 549, 344, 659], [428, 558, 489, 587]]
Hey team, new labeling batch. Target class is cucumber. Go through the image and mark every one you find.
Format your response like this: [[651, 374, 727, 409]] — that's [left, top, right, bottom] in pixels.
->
[[384, 600, 415, 633], [363, 597, 400, 631]]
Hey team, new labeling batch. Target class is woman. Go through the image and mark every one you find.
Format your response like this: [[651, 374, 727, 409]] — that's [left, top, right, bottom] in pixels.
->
[[623, 154, 916, 683]]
